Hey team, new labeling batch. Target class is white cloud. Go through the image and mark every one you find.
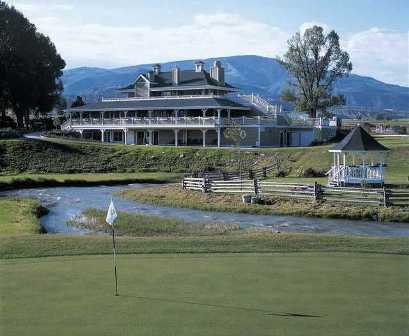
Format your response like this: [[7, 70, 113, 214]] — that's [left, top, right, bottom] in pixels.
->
[[345, 28, 409, 86], [7, 3, 409, 86]]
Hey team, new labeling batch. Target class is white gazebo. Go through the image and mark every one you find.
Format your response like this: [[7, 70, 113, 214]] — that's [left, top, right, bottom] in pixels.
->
[[327, 126, 389, 186]]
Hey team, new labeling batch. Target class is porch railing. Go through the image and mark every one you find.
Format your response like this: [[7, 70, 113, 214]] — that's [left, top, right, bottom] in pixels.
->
[[327, 165, 384, 184]]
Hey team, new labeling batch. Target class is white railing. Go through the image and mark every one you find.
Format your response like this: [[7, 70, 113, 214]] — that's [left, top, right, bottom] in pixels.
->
[[101, 95, 223, 102], [62, 116, 282, 129], [327, 165, 384, 184], [237, 93, 281, 117], [64, 117, 220, 128]]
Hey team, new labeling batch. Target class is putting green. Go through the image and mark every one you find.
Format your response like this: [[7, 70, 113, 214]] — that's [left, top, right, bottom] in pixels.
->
[[1, 253, 408, 336]]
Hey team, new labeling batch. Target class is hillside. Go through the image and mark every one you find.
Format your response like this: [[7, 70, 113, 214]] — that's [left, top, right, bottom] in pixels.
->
[[61, 55, 409, 113]]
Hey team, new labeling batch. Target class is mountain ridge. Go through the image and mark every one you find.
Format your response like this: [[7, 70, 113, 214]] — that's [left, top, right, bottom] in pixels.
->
[[61, 55, 409, 113]]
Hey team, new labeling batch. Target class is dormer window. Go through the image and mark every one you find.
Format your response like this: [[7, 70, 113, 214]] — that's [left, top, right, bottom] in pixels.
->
[[195, 61, 204, 72]]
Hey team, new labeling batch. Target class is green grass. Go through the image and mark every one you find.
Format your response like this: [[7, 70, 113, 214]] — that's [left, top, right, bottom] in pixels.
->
[[1, 233, 409, 259], [1, 252, 408, 335], [0, 172, 180, 190], [0, 198, 45, 235], [119, 184, 409, 222], [68, 208, 240, 236], [1, 136, 407, 184]]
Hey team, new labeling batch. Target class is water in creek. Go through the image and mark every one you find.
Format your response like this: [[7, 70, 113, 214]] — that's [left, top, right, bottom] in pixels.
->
[[2, 184, 408, 237]]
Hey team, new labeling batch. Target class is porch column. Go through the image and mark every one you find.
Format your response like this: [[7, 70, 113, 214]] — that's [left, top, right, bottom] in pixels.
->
[[257, 116, 261, 147], [202, 109, 207, 118], [202, 129, 207, 147], [101, 111, 104, 125], [79, 112, 83, 125], [217, 109, 221, 120], [148, 130, 153, 145], [101, 129, 104, 142], [217, 127, 221, 148], [124, 129, 128, 144], [174, 129, 179, 147], [79, 129, 83, 138], [227, 109, 231, 119], [148, 110, 153, 118], [69, 112, 72, 124]]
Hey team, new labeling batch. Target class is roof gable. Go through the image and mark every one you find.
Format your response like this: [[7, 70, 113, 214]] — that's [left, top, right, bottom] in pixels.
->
[[331, 126, 389, 152], [120, 69, 235, 91]]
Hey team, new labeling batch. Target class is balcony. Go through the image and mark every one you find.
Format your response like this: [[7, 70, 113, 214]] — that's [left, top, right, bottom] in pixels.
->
[[62, 116, 280, 130]]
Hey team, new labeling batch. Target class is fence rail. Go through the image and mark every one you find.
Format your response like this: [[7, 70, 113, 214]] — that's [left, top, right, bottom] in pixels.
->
[[181, 177, 409, 207]]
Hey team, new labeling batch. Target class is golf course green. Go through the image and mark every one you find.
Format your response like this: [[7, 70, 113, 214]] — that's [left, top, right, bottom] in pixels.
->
[[1, 253, 407, 336]]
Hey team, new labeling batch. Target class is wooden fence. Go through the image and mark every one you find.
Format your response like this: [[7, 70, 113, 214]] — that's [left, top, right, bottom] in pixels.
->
[[181, 177, 409, 207], [193, 165, 275, 181]]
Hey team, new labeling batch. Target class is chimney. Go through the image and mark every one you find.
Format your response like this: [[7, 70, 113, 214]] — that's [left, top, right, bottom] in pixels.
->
[[210, 60, 225, 85], [152, 64, 161, 75], [195, 61, 204, 72], [172, 66, 180, 85]]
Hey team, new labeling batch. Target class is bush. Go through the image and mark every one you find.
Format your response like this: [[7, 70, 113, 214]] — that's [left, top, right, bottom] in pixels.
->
[[302, 167, 326, 178], [0, 116, 17, 129], [0, 128, 22, 139]]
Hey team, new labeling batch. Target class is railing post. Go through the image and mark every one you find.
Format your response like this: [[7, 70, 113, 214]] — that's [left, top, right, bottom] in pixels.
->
[[182, 178, 186, 190], [263, 167, 267, 178], [383, 187, 390, 207], [248, 169, 254, 179], [254, 178, 259, 195]]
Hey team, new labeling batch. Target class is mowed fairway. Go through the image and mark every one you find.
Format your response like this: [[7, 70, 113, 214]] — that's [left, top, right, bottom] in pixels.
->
[[1, 253, 408, 336]]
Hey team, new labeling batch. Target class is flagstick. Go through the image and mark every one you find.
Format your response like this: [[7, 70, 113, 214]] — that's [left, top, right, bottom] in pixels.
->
[[112, 225, 118, 296]]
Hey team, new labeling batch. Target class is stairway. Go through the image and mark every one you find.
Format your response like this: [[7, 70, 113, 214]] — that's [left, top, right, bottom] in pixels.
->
[[233, 93, 282, 119]]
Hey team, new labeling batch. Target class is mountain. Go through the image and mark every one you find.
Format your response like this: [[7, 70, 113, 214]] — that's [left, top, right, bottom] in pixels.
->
[[61, 55, 409, 113]]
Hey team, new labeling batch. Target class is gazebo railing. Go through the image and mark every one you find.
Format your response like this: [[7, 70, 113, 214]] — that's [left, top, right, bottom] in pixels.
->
[[327, 165, 384, 184]]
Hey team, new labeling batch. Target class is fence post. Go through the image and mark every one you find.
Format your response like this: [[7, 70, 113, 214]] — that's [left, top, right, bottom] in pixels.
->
[[182, 178, 186, 190], [248, 169, 254, 179], [254, 178, 259, 195], [383, 187, 389, 207], [313, 181, 322, 202], [263, 167, 267, 178], [202, 177, 207, 193]]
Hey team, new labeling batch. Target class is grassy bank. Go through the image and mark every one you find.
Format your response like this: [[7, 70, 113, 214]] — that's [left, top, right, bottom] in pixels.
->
[[1, 233, 409, 259], [68, 208, 240, 236], [119, 184, 409, 222], [0, 198, 46, 235], [0, 172, 180, 190], [1, 137, 407, 184], [1, 252, 408, 336]]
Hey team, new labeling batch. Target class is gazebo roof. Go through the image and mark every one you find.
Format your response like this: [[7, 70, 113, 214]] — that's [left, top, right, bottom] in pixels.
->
[[330, 126, 389, 152]]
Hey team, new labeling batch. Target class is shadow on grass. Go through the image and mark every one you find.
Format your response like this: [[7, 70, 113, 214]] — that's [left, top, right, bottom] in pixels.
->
[[123, 294, 322, 318]]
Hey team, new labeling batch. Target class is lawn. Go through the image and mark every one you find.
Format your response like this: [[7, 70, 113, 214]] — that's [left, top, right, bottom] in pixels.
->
[[1, 252, 408, 336], [0, 198, 45, 234], [1, 136, 407, 185]]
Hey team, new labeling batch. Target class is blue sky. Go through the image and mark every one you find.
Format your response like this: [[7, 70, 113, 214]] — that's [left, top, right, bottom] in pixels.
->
[[6, 0, 409, 86]]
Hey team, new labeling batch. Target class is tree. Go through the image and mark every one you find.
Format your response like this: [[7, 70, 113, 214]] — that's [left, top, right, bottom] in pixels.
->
[[281, 26, 352, 118], [224, 120, 247, 178], [0, 2, 65, 128], [71, 96, 86, 108]]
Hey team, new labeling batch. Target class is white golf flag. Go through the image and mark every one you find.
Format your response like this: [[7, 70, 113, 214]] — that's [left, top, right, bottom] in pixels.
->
[[106, 199, 118, 226]]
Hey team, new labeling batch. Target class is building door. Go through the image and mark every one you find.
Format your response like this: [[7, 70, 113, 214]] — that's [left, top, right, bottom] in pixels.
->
[[137, 131, 145, 145]]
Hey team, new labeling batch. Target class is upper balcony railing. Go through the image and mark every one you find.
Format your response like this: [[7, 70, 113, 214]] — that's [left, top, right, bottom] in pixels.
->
[[101, 94, 224, 102]]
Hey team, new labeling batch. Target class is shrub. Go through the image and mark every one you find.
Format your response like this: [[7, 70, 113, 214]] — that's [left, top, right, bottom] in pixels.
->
[[302, 167, 326, 178], [0, 128, 22, 139]]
